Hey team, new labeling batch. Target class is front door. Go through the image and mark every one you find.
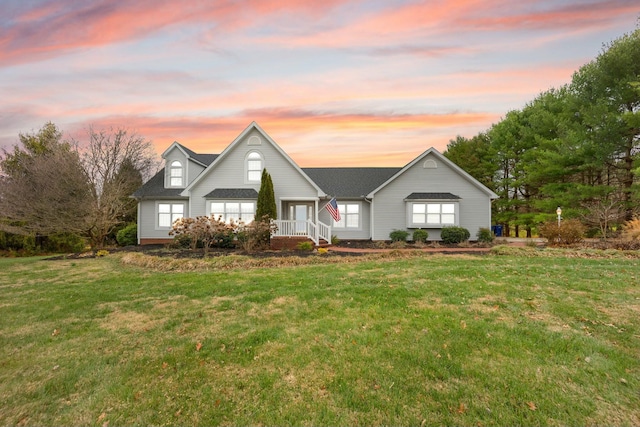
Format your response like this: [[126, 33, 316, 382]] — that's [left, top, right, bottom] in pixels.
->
[[290, 204, 312, 233]]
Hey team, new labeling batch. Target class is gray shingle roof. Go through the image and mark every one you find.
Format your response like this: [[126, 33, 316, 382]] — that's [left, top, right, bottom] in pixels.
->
[[132, 168, 186, 199], [303, 168, 400, 198], [133, 152, 219, 199], [405, 192, 461, 200], [176, 143, 219, 166], [204, 188, 259, 199]]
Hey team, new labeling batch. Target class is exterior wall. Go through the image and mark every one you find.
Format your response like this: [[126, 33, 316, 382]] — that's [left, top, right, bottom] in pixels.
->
[[371, 153, 492, 241], [318, 199, 372, 240], [187, 161, 205, 185], [188, 129, 320, 218], [138, 198, 189, 242]]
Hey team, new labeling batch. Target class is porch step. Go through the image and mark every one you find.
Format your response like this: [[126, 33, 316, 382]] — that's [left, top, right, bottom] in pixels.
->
[[316, 239, 331, 248]]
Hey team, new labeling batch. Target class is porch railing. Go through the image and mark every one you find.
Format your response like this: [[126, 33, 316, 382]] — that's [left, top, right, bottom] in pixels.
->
[[272, 220, 331, 245]]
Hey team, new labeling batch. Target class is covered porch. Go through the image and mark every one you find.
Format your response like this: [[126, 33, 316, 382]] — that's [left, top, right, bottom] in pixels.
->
[[272, 199, 331, 245]]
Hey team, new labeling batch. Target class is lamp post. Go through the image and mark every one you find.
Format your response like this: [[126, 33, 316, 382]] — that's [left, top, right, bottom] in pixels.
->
[[556, 206, 562, 227]]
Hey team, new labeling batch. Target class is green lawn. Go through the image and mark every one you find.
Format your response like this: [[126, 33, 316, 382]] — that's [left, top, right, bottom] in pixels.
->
[[0, 251, 639, 426]]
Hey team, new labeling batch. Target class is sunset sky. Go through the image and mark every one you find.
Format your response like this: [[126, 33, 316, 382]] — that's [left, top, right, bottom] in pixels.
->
[[1, 1, 637, 167]]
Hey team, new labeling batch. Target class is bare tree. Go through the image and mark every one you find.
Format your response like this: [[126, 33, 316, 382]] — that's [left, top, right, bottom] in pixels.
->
[[78, 126, 158, 248]]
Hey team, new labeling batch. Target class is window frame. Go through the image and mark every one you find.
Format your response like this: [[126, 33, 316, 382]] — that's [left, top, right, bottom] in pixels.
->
[[407, 201, 458, 228], [245, 151, 263, 183], [208, 200, 256, 224], [168, 160, 184, 188], [332, 202, 361, 230], [156, 202, 185, 229]]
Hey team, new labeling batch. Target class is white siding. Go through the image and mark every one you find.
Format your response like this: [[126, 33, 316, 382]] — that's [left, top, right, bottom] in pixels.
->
[[372, 153, 492, 241]]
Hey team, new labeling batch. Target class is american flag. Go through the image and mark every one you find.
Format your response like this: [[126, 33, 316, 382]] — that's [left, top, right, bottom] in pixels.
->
[[325, 198, 341, 222]]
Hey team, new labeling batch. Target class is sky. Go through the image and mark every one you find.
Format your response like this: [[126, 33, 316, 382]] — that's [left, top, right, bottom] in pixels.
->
[[1, 1, 638, 167]]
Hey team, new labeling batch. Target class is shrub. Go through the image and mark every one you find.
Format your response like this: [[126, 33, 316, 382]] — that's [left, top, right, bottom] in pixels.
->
[[296, 241, 313, 251], [95, 249, 109, 257], [389, 230, 409, 242], [476, 227, 494, 244], [43, 232, 86, 253], [412, 229, 429, 243], [116, 223, 138, 246], [237, 219, 277, 252], [441, 226, 470, 244], [317, 247, 329, 255], [538, 219, 586, 246], [621, 217, 640, 240], [331, 235, 340, 245], [170, 216, 237, 254]]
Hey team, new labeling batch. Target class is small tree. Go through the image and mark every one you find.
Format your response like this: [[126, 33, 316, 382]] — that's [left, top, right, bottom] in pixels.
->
[[256, 169, 277, 221]]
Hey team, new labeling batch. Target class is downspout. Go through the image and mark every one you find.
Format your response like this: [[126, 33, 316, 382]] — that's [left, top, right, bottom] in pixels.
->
[[137, 200, 141, 245]]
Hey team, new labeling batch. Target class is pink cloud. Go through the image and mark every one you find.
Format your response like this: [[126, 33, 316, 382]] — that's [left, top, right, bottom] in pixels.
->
[[0, 0, 345, 66], [65, 109, 497, 167]]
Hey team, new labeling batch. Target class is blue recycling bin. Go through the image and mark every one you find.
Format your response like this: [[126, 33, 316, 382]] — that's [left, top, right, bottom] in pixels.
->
[[492, 225, 503, 237]]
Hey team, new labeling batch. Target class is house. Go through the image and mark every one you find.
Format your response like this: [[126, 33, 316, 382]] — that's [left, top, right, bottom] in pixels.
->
[[133, 122, 498, 245]]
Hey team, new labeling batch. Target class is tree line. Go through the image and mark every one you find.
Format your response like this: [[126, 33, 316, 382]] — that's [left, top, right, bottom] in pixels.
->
[[445, 28, 639, 238], [0, 123, 158, 251]]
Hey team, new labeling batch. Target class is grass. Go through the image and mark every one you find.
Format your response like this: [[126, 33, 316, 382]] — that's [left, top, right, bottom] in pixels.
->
[[0, 250, 639, 426]]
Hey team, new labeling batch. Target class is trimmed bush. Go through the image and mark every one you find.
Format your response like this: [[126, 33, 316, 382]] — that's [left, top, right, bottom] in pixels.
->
[[116, 223, 138, 246], [412, 229, 429, 243], [441, 226, 470, 244], [389, 230, 409, 242], [538, 219, 585, 246], [476, 227, 494, 243]]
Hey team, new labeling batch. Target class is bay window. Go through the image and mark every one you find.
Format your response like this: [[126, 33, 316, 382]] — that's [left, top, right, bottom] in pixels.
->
[[211, 201, 255, 223], [409, 202, 457, 227]]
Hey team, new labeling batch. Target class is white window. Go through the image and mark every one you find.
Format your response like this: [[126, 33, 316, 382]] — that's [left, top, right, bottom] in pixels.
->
[[333, 203, 360, 229], [211, 201, 255, 223], [158, 203, 184, 228], [169, 160, 183, 187], [410, 203, 456, 227], [246, 152, 262, 182]]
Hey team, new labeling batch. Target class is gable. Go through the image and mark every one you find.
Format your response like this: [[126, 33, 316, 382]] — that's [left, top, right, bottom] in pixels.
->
[[182, 122, 324, 198], [367, 147, 498, 199]]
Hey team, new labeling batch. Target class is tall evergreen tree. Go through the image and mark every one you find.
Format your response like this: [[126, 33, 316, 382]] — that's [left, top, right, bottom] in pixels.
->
[[256, 169, 277, 221]]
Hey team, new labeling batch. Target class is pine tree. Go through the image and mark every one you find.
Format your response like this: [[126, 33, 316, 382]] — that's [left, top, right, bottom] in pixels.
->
[[256, 169, 277, 221]]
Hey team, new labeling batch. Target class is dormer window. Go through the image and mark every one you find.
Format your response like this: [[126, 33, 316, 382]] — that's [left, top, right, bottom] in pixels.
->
[[246, 151, 262, 182], [169, 160, 183, 187]]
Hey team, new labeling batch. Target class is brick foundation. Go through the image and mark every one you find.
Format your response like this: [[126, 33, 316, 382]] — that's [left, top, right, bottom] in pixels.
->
[[139, 238, 174, 245], [270, 236, 313, 250]]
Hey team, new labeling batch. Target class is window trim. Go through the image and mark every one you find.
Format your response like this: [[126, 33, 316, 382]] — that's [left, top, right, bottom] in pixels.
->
[[245, 151, 263, 183], [156, 201, 186, 230], [207, 200, 257, 224], [406, 201, 458, 228], [332, 202, 362, 230], [168, 160, 184, 188]]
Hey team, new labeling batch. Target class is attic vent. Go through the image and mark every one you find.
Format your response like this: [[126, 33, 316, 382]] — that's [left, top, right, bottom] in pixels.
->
[[248, 136, 261, 146], [423, 159, 437, 169]]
